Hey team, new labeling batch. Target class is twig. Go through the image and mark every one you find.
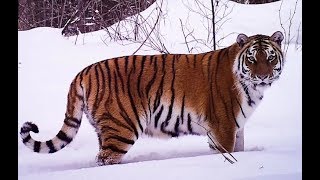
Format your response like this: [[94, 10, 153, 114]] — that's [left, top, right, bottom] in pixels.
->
[[191, 120, 238, 164], [132, 11, 161, 55], [180, 18, 191, 53], [278, 0, 299, 57]]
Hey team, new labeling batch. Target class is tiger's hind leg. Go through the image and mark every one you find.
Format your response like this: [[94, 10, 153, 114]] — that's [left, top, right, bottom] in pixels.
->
[[95, 116, 140, 166]]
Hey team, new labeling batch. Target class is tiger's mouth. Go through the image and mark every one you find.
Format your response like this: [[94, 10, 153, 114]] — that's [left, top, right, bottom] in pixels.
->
[[254, 82, 272, 88]]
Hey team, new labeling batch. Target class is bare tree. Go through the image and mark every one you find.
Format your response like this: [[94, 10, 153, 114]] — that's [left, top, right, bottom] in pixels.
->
[[178, 0, 234, 53], [96, 0, 169, 54], [278, 0, 301, 56], [211, 0, 216, 50], [295, 21, 302, 51]]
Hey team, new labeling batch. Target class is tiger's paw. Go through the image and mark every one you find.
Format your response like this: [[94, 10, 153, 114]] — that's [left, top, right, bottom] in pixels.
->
[[96, 151, 122, 166]]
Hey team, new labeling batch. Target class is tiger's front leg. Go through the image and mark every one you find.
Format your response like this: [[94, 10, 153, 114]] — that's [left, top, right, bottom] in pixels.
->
[[95, 117, 138, 166], [234, 128, 244, 152], [208, 125, 237, 153]]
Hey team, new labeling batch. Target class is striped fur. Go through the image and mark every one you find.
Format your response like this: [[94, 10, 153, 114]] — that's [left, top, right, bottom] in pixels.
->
[[20, 31, 285, 165]]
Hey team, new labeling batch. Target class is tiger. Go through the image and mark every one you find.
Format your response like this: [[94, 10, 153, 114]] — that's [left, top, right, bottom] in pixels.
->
[[20, 31, 285, 166]]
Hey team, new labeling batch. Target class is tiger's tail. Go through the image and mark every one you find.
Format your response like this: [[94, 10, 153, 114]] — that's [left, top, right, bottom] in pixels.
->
[[20, 74, 84, 153]]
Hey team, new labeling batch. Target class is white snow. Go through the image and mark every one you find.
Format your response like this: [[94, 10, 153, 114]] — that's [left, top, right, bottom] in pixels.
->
[[18, 0, 302, 179]]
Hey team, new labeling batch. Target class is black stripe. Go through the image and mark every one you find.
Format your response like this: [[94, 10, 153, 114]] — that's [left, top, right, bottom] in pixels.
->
[[96, 63, 106, 108], [75, 93, 83, 101], [185, 54, 190, 64], [140, 99, 148, 128], [64, 115, 81, 128], [174, 117, 180, 134], [75, 68, 83, 80], [67, 87, 73, 114], [86, 75, 92, 99], [180, 94, 185, 124], [153, 54, 166, 113], [241, 54, 246, 74], [148, 98, 152, 121], [154, 105, 164, 128], [160, 123, 178, 137], [57, 131, 72, 143], [240, 81, 255, 106], [101, 145, 127, 154], [114, 71, 119, 94], [92, 65, 100, 115], [26, 122, 39, 133], [34, 141, 41, 152], [137, 56, 146, 98], [119, 112, 139, 138], [230, 97, 240, 128], [164, 57, 176, 126], [20, 127, 31, 134], [193, 54, 197, 68], [127, 70, 144, 133], [94, 64, 100, 99], [237, 53, 241, 71], [161, 54, 166, 73], [149, 55, 154, 65], [235, 98, 246, 118], [133, 55, 137, 73], [145, 58, 158, 97], [84, 64, 93, 75], [22, 134, 31, 143], [187, 114, 193, 134], [46, 140, 57, 153], [99, 113, 134, 134], [64, 115, 81, 127], [101, 125, 120, 133], [277, 53, 282, 71], [105, 135, 135, 145], [104, 60, 112, 95], [175, 54, 181, 62], [153, 73, 164, 113], [114, 73, 139, 138], [64, 119, 79, 128], [78, 70, 84, 90], [207, 52, 214, 80], [114, 58, 125, 93], [125, 56, 129, 74]]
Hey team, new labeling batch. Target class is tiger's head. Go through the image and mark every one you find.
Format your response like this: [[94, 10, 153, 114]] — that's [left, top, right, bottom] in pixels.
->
[[233, 31, 284, 91]]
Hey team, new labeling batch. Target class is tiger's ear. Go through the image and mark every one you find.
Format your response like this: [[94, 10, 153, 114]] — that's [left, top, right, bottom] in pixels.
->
[[270, 31, 284, 47], [236, 33, 248, 48]]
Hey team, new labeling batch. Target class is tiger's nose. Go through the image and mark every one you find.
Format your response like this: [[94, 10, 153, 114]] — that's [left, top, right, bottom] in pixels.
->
[[258, 75, 268, 80]]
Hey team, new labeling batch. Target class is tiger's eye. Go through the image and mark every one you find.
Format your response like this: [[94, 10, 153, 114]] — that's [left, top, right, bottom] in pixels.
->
[[268, 55, 274, 61], [248, 56, 255, 63]]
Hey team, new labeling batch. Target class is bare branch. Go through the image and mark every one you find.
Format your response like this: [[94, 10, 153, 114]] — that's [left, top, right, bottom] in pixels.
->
[[279, 0, 300, 57], [191, 120, 238, 164], [180, 18, 192, 53], [132, 7, 162, 55]]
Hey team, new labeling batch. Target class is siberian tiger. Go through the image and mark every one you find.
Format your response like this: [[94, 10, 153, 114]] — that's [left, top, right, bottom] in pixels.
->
[[20, 31, 285, 165]]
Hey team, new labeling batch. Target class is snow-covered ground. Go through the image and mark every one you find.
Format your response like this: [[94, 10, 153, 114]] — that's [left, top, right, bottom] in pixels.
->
[[18, 0, 302, 179]]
